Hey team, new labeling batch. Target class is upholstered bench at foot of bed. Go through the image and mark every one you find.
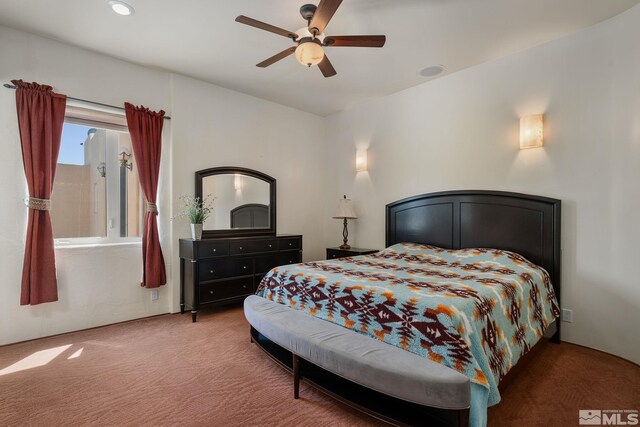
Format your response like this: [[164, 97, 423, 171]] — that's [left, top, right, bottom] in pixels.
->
[[244, 295, 471, 413]]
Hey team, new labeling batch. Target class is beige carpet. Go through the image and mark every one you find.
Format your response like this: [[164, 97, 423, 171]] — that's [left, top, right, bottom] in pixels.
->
[[0, 305, 637, 426]]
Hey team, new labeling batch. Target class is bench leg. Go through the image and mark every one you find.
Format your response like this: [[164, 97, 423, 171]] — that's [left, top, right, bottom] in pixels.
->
[[293, 354, 300, 399], [458, 408, 470, 427]]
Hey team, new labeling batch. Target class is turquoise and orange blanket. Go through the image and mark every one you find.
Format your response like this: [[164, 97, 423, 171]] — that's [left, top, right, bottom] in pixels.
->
[[256, 243, 559, 418]]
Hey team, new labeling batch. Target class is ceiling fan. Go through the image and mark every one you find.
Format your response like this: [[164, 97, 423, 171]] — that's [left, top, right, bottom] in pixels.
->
[[235, 0, 386, 78]]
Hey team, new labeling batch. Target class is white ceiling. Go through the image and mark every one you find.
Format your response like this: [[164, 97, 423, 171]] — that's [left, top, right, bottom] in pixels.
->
[[0, 0, 638, 116]]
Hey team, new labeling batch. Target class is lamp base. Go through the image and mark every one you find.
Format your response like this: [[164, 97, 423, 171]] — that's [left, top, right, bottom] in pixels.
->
[[339, 218, 351, 250]]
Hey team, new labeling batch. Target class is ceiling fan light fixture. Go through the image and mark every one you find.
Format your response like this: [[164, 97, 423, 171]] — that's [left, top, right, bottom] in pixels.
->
[[295, 41, 325, 67]]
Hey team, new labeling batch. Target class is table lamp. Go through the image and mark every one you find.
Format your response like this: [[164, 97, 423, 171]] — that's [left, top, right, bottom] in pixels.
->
[[332, 195, 357, 249]]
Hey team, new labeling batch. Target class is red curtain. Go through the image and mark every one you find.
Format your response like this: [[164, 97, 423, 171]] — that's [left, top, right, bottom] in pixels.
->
[[125, 103, 166, 288], [12, 80, 67, 305]]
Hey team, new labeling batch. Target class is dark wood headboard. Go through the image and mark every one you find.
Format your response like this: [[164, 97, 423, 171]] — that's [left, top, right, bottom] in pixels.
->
[[230, 203, 269, 228], [386, 190, 561, 330]]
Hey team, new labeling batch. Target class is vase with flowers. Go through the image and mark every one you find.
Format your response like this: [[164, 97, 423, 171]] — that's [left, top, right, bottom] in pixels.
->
[[176, 194, 214, 240]]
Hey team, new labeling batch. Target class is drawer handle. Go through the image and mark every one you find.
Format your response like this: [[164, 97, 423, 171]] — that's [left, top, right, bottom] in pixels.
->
[[242, 285, 247, 289], [209, 290, 214, 294], [268, 244, 272, 248], [212, 248, 217, 252], [239, 246, 243, 250], [289, 260, 293, 263], [289, 243, 292, 246], [209, 270, 214, 274], [243, 266, 247, 269]]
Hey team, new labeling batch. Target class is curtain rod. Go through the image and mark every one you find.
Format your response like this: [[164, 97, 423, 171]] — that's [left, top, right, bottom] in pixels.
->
[[3, 83, 171, 120]]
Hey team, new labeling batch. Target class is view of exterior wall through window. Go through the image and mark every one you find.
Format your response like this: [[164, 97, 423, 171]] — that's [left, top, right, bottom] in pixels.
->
[[52, 107, 142, 242]]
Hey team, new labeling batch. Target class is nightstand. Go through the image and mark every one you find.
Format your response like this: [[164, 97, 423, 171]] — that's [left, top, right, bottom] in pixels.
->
[[326, 247, 379, 260]]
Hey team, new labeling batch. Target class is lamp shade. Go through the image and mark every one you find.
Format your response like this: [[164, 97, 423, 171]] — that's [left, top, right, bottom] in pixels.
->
[[332, 195, 357, 219]]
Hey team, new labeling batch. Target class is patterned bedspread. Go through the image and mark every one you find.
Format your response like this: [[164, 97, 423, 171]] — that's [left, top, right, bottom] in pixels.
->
[[256, 243, 560, 406]]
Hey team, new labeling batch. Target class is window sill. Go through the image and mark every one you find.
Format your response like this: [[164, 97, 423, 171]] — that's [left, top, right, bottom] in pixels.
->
[[54, 240, 142, 250]]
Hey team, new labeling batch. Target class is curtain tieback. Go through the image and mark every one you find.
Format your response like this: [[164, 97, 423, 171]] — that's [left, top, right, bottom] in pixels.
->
[[146, 202, 158, 214], [27, 197, 51, 211]]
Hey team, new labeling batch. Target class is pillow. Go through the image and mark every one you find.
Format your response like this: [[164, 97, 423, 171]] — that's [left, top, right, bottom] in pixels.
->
[[378, 242, 444, 255]]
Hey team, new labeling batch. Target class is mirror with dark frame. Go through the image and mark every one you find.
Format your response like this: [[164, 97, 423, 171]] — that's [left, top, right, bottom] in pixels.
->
[[195, 167, 276, 238]]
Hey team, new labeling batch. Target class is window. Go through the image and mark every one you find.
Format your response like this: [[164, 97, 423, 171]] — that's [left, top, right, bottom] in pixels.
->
[[52, 105, 143, 243]]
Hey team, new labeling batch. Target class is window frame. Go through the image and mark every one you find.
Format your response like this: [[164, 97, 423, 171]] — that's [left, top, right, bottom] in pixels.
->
[[53, 103, 143, 247]]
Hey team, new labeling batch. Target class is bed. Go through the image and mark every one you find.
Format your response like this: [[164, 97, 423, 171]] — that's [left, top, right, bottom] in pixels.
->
[[246, 190, 561, 426]]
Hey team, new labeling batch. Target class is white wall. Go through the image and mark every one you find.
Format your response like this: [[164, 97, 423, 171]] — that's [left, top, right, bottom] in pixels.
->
[[0, 25, 172, 345], [0, 25, 327, 345], [324, 6, 640, 363], [168, 73, 326, 312]]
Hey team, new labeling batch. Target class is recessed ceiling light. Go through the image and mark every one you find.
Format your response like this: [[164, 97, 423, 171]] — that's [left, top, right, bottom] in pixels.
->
[[420, 65, 444, 77], [108, 1, 134, 16]]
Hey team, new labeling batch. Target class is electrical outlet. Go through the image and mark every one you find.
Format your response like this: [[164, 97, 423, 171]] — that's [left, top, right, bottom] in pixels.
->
[[561, 308, 573, 323], [151, 289, 159, 302]]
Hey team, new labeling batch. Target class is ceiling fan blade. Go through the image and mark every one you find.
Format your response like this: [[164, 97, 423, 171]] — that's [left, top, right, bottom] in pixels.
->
[[324, 35, 386, 48], [256, 47, 297, 68], [308, 0, 343, 35], [318, 54, 337, 78], [236, 15, 298, 39]]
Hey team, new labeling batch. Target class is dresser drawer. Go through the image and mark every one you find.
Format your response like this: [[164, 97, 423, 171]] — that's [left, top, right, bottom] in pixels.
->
[[328, 250, 350, 259], [199, 258, 253, 281], [226, 258, 253, 277], [197, 240, 229, 258], [199, 277, 253, 304], [279, 238, 301, 251], [280, 251, 301, 266], [230, 239, 278, 255], [326, 247, 379, 260], [254, 252, 300, 274]]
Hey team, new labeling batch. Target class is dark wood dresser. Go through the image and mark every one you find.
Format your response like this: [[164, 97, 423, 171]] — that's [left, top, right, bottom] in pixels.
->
[[179, 234, 302, 322]]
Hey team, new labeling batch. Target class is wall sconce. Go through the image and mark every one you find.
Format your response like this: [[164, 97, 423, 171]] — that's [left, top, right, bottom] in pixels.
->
[[119, 151, 133, 170], [356, 148, 368, 172], [96, 162, 106, 178], [234, 174, 243, 192], [520, 114, 544, 149]]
